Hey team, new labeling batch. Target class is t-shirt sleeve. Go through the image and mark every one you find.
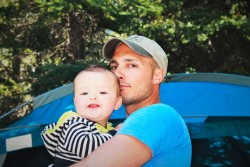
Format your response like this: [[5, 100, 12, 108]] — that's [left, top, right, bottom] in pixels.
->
[[117, 104, 188, 157]]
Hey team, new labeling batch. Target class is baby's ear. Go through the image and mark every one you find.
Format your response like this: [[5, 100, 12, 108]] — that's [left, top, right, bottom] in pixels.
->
[[153, 68, 164, 84], [114, 96, 122, 110]]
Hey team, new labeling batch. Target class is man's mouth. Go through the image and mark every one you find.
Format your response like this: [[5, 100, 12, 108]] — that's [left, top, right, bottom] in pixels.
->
[[120, 83, 130, 90]]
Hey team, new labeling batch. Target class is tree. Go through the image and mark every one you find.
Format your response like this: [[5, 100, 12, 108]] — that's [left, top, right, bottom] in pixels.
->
[[90, 0, 250, 75], [0, 0, 249, 123], [0, 0, 107, 119]]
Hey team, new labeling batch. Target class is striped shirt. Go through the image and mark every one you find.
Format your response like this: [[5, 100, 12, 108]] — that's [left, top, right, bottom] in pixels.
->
[[41, 111, 115, 164]]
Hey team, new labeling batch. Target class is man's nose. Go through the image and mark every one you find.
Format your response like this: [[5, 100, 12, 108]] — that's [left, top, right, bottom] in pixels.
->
[[114, 67, 124, 80]]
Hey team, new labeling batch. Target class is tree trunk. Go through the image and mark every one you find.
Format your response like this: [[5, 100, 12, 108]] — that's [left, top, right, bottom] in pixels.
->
[[12, 55, 21, 82], [67, 12, 84, 61]]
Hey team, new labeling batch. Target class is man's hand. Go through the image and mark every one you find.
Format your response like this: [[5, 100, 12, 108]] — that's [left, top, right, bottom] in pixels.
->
[[114, 123, 123, 131]]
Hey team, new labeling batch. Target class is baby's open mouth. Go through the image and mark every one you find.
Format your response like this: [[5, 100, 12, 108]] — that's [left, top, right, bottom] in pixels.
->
[[88, 104, 100, 108]]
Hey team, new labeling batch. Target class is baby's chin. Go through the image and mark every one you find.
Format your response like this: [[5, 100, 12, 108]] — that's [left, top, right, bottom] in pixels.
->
[[84, 112, 101, 122], [77, 109, 99, 118]]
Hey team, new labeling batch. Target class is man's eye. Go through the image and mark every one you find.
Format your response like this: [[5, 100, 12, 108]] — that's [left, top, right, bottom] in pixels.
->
[[128, 64, 137, 68], [110, 66, 117, 70], [100, 92, 108, 95]]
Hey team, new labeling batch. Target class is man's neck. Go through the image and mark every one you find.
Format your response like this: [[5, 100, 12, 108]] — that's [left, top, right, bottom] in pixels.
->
[[125, 87, 160, 116]]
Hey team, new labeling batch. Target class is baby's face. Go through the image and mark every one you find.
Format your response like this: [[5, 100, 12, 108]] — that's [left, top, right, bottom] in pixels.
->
[[74, 71, 121, 126]]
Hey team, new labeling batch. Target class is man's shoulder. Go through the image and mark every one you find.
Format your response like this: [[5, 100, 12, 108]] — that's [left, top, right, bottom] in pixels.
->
[[140, 103, 173, 110], [137, 103, 176, 115], [128, 103, 183, 128]]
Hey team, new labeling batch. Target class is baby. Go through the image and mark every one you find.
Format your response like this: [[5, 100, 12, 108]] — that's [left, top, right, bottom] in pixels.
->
[[41, 66, 122, 167]]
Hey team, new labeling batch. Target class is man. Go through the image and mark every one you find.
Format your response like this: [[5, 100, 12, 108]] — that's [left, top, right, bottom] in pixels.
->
[[71, 35, 192, 167]]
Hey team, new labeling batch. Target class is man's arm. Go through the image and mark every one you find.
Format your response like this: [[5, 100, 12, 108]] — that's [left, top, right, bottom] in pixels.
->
[[70, 134, 152, 167]]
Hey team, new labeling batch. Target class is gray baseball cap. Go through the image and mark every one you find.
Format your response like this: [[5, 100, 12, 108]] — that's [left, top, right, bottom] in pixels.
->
[[103, 35, 168, 76]]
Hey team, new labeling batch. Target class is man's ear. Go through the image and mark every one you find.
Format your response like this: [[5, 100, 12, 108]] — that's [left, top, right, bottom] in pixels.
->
[[153, 68, 164, 84], [114, 96, 122, 110]]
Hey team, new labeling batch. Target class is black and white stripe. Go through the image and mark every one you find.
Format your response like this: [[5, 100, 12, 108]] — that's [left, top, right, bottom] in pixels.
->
[[41, 116, 113, 162]]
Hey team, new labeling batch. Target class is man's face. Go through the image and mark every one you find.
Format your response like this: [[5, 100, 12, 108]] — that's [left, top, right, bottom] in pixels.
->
[[109, 43, 155, 106]]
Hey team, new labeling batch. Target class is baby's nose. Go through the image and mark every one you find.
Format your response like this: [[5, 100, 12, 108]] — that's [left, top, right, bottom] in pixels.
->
[[90, 95, 97, 100]]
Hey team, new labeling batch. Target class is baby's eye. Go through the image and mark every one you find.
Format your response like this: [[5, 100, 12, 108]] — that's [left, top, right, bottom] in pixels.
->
[[80, 92, 88, 95], [100, 91, 108, 95]]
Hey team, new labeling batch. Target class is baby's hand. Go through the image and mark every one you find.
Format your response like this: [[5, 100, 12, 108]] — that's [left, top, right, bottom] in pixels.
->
[[114, 123, 123, 131]]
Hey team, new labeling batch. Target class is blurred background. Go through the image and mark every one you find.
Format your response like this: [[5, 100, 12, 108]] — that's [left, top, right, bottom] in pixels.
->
[[0, 0, 249, 166]]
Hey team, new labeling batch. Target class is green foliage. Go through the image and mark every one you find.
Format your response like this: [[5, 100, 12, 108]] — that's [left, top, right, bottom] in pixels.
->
[[0, 0, 249, 122], [0, 79, 31, 121], [29, 59, 109, 96]]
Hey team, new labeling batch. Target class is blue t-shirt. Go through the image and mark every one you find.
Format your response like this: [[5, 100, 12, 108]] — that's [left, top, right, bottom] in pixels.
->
[[117, 103, 192, 167]]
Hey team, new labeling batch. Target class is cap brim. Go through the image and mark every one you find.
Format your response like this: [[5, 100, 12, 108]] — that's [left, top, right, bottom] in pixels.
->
[[103, 38, 123, 59], [103, 38, 152, 59]]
